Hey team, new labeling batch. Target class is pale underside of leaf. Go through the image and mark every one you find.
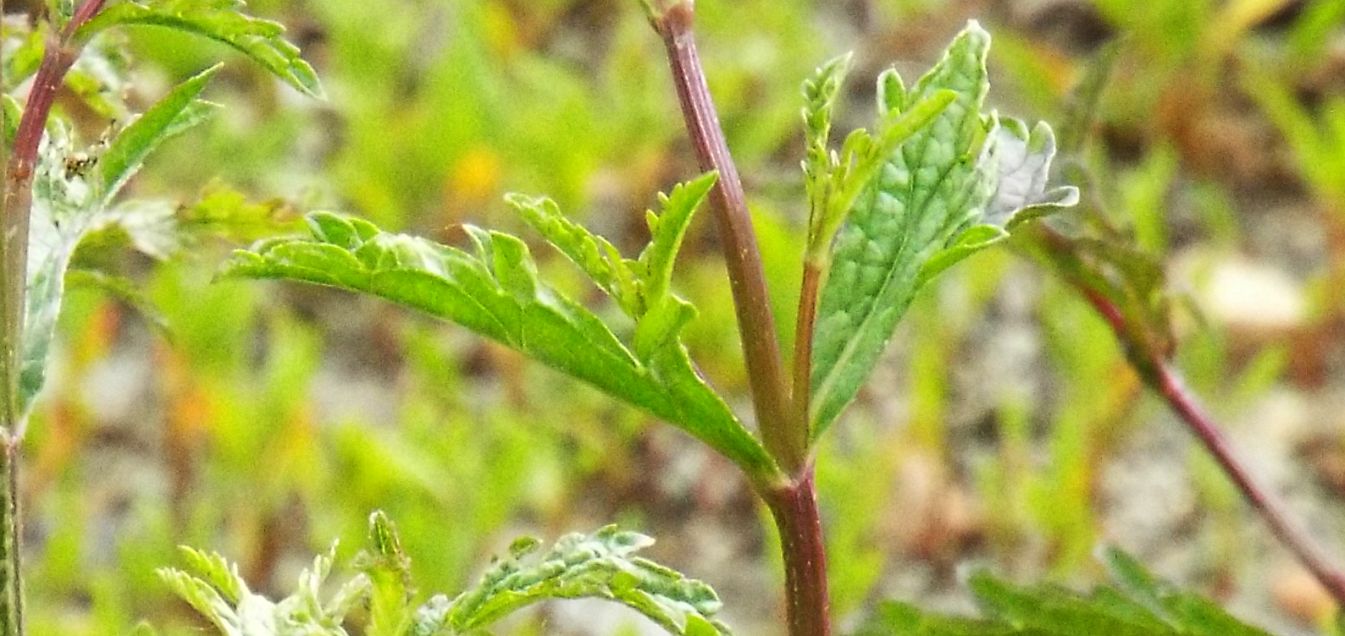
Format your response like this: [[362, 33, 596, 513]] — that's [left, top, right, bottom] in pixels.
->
[[442, 526, 731, 636]]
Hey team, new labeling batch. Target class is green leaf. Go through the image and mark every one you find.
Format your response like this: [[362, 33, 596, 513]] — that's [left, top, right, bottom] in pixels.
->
[[636, 173, 719, 307], [158, 545, 361, 635], [19, 71, 221, 416], [76, 0, 324, 98], [808, 22, 1077, 435], [803, 89, 957, 265], [98, 64, 222, 204], [65, 269, 171, 334], [2, 20, 47, 92], [857, 549, 1272, 636], [444, 525, 731, 635], [221, 209, 779, 481], [854, 601, 1021, 636], [1101, 549, 1270, 636], [504, 192, 640, 316]]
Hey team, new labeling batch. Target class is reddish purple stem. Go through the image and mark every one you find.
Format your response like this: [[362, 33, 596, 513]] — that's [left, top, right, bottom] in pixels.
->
[[1077, 283, 1345, 605]]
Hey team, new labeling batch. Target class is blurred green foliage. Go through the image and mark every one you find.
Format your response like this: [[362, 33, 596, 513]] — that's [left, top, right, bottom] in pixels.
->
[[7, 0, 1345, 634]]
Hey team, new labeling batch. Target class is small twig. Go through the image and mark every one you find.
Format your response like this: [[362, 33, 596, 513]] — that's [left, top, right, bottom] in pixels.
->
[[1077, 284, 1345, 604], [1041, 227, 1345, 606]]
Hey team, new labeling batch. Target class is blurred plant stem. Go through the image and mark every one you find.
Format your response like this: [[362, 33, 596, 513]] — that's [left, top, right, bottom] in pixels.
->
[[0, 2, 106, 632], [649, 3, 830, 634], [1031, 224, 1345, 608]]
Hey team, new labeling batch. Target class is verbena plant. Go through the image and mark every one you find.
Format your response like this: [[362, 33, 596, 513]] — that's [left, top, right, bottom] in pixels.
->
[[1, 1, 1339, 635]]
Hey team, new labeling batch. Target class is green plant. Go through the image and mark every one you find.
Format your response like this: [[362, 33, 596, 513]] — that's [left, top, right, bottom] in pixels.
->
[[214, 2, 1087, 632], [5, 1, 1340, 635], [159, 512, 728, 636], [1, 0, 320, 632]]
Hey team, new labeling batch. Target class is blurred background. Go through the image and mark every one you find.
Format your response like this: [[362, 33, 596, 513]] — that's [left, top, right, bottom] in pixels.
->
[[8, 0, 1345, 633]]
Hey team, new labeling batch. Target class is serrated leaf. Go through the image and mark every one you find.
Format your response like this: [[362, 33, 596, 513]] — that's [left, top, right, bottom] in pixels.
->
[[98, 64, 222, 203], [636, 173, 718, 305], [804, 90, 957, 265], [76, 0, 323, 98], [808, 22, 1076, 435], [444, 526, 731, 635], [1101, 549, 1270, 636], [505, 192, 640, 315], [969, 573, 1163, 636], [858, 549, 1271, 636], [221, 210, 779, 480], [159, 544, 355, 636], [802, 52, 853, 229]]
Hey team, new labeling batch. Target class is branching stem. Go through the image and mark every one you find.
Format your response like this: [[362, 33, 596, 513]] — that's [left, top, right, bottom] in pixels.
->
[[647, 4, 831, 634]]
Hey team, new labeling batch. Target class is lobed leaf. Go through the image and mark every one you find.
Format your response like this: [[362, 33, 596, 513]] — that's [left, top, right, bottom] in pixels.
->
[[808, 22, 1077, 435], [504, 192, 640, 316], [444, 525, 731, 635], [857, 549, 1271, 636], [76, 0, 323, 98], [801, 52, 853, 242], [221, 207, 779, 481], [159, 545, 358, 636]]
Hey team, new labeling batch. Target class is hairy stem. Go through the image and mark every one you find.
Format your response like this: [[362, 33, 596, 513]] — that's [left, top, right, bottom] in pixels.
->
[[764, 470, 831, 636], [0, 3, 107, 632], [1037, 227, 1345, 606], [651, 2, 802, 474]]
